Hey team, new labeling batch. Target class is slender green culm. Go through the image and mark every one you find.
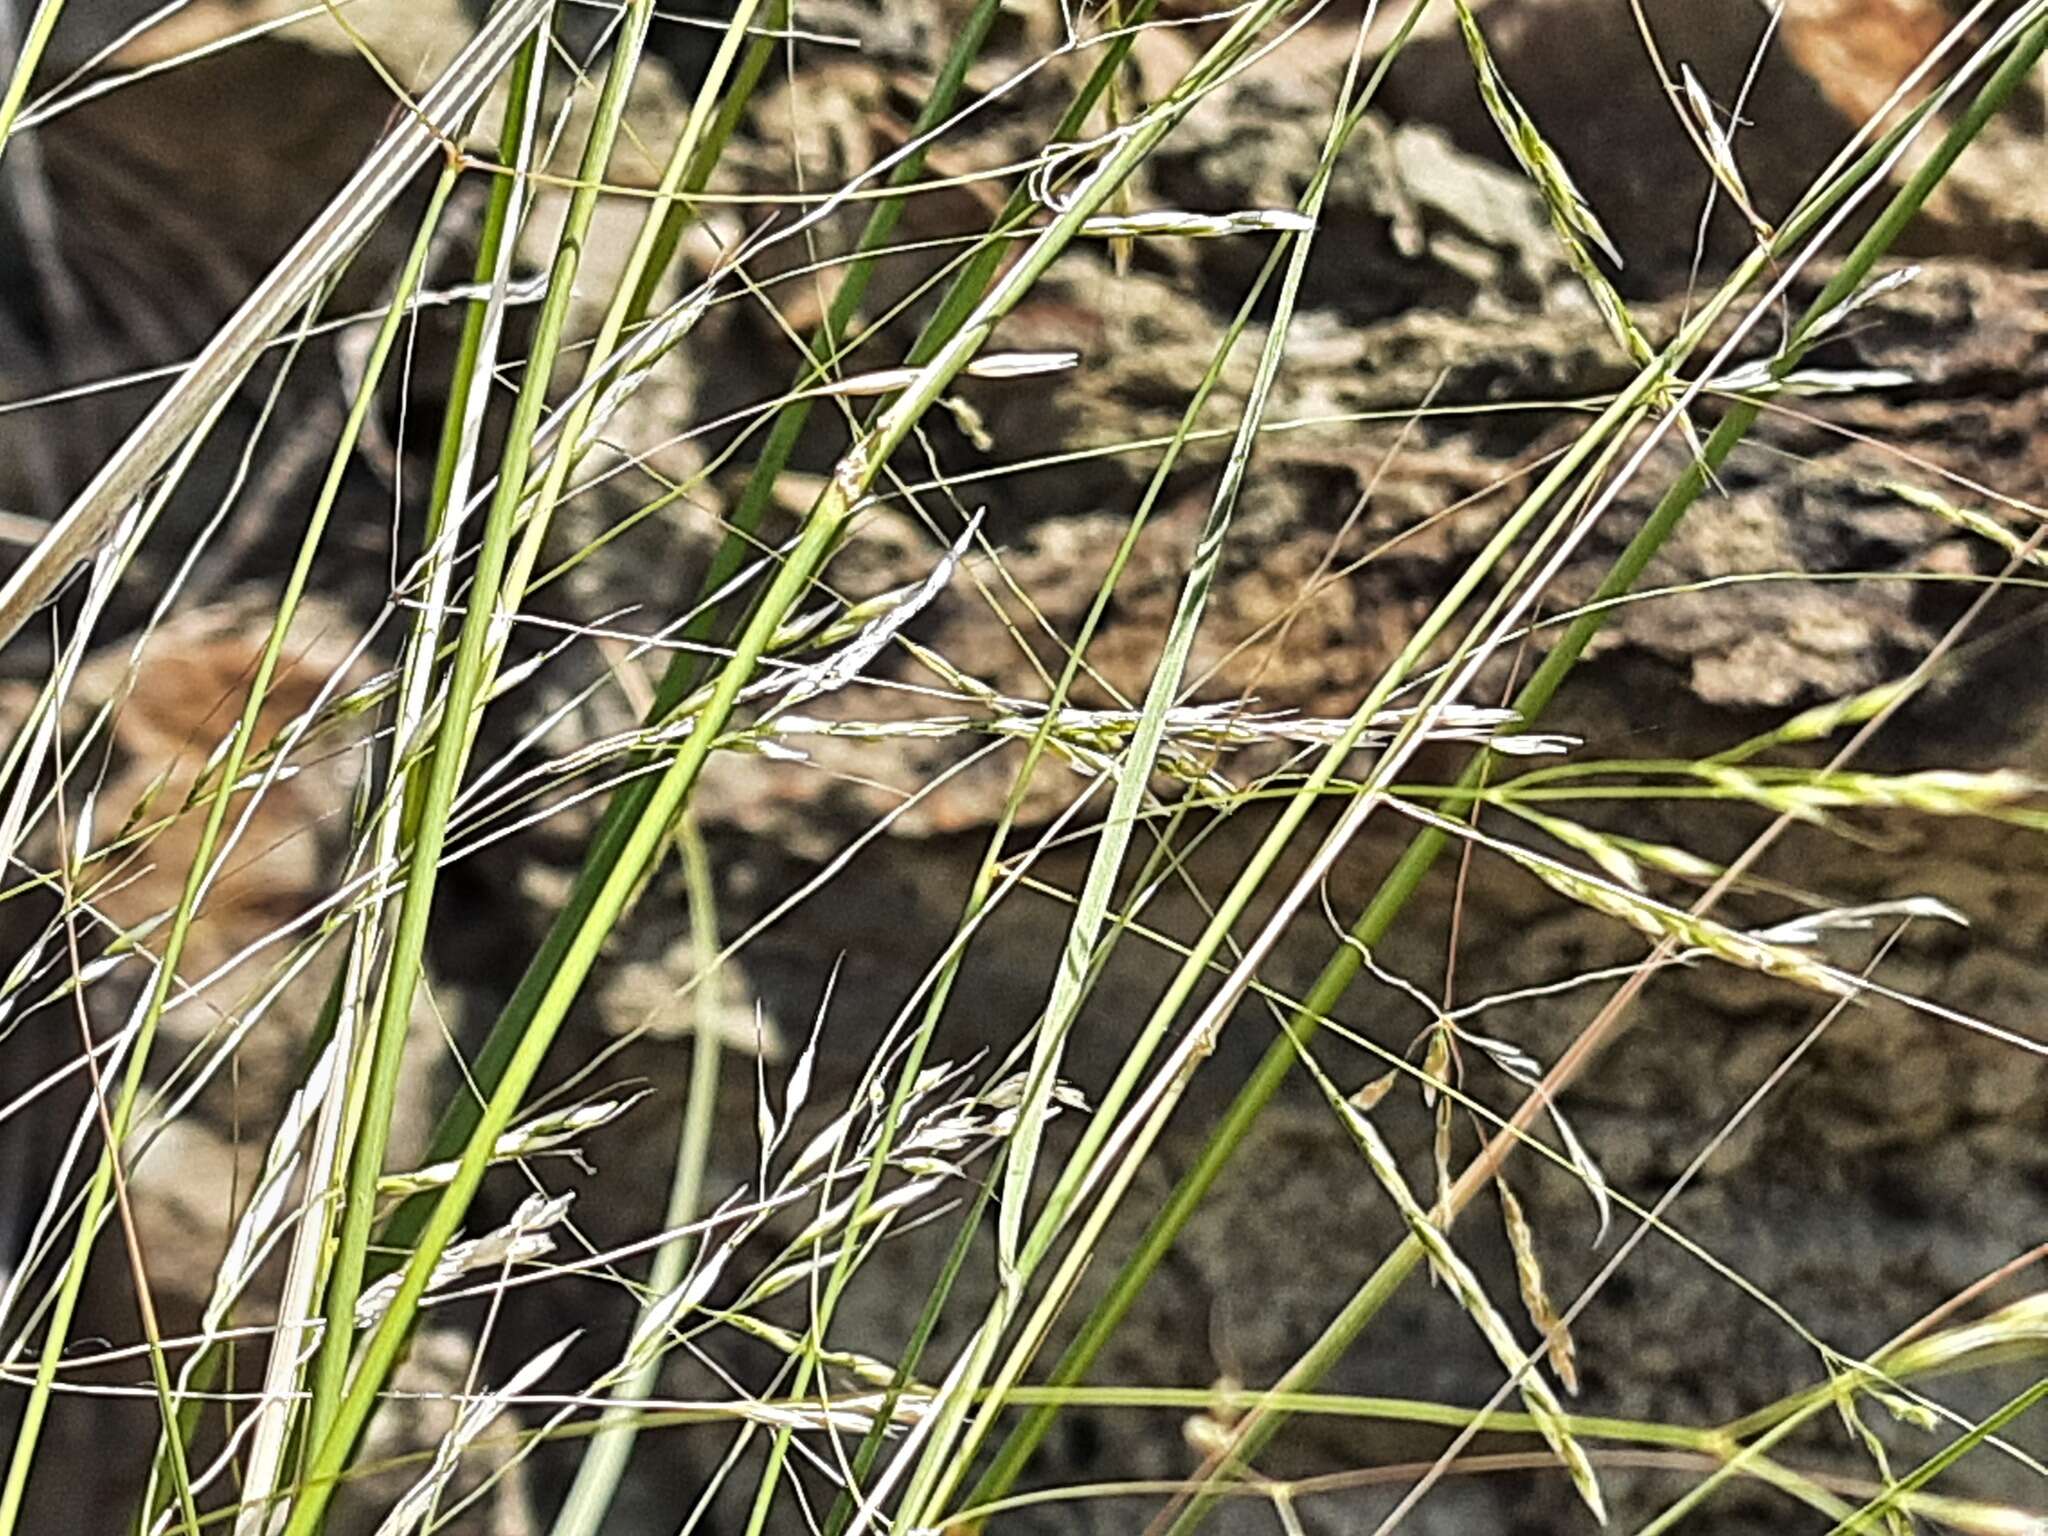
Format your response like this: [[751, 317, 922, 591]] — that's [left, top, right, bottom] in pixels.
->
[[547, 816, 725, 1535], [277, 8, 1280, 1527], [1147, 15, 2048, 1534], [0, 160, 468, 1536], [302, 0, 662, 1462], [741, 11, 1335, 1529], [5, 6, 2040, 1534], [380, 0, 1081, 1253], [967, 7, 2048, 1521], [0, 0, 65, 167]]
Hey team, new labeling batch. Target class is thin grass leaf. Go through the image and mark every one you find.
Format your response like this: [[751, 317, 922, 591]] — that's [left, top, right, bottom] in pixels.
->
[[1890, 480, 2048, 570], [377, 1094, 648, 1199], [1497, 1176, 1579, 1394], [1348, 1070, 1400, 1113], [1511, 806, 1649, 892], [756, 518, 980, 717], [1679, 62, 1773, 240], [372, 1333, 579, 1536], [1544, 1100, 1613, 1244], [1076, 208, 1316, 238], [1451, 0, 1655, 374], [1707, 361, 1914, 397], [1805, 265, 1923, 342], [1753, 898, 1968, 944], [808, 352, 1080, 399], [356, 1192, 573, 1331], [1328, 1088, 1606, 1523], [991, 0, 1360, 1290], [0, 0, 556, 650], [1714, 677, 1924, 763]]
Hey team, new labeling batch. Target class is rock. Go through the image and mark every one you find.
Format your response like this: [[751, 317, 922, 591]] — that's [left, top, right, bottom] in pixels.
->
[[1368, 0, 2048, 281]]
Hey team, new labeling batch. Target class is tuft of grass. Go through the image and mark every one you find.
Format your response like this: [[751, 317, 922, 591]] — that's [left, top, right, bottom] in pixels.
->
[[0, 3, 2045, 1535]]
